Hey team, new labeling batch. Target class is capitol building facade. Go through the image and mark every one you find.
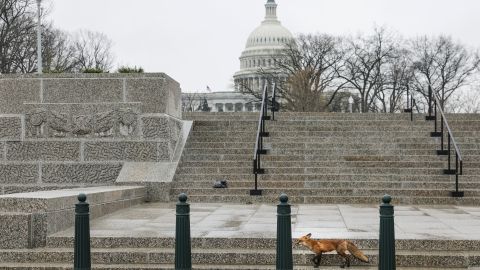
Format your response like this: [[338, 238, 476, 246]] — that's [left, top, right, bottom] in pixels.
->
[[182, 0, 292, 112], [233, 0, 293, 93]]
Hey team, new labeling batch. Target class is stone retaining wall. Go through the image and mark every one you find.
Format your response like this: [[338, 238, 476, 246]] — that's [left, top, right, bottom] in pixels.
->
[[0, 73, 183, 194]]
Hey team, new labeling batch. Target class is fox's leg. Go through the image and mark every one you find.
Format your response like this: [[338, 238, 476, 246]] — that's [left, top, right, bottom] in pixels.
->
[[337, 250, 350, 268], [311, 252, 322, 267]]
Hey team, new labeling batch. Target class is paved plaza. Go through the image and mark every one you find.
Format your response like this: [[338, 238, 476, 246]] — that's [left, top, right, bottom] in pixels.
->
[[55, 202, 480, 241]]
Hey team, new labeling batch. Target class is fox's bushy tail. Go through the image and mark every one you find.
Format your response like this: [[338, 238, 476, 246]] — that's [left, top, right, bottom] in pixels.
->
[[347, 242, 369, 263]]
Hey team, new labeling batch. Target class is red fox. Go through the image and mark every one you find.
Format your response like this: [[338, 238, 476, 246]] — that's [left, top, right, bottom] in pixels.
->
[[295, 233, 369, 268]]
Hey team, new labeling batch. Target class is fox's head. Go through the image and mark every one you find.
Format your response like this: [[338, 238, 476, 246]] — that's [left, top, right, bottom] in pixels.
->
[[294, 233, 312, 246]]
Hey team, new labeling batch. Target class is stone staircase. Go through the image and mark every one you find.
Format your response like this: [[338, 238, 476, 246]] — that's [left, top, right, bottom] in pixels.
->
[[0, 236, 478, 269], [174, 112, 480, 205]]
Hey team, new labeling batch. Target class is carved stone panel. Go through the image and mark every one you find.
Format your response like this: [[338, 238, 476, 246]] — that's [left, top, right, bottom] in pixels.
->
[[25, 106, 140, 139]]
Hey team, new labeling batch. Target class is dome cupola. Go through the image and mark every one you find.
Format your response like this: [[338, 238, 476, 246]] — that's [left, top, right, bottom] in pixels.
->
[[234, 0, 293, 92], [244, 0, 293, 50]]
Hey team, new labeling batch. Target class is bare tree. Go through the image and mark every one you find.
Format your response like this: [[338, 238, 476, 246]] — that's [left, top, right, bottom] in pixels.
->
[[240, 34, 347, 112], [375, 47, 414, 113], [72, 29, 114, 72], [0, 0, 37, 73], [412, 35, 480, 108], [337, 27, 396, 112], [447, 89, 480, 113], [42, 27, 78, 72], [0, 0, 115, 74]]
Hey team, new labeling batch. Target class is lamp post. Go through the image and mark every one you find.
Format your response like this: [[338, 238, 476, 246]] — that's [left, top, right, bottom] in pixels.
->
[[36, 0, 42, 74]]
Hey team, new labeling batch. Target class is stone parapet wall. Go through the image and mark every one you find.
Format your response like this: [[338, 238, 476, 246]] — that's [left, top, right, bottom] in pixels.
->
[[0, 73, 181, 117], [0, 73, 184, 194]]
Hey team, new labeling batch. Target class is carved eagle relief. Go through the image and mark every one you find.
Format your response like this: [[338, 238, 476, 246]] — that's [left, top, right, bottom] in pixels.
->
[[93, 110, 117, 137], [25, 108, 138, 138], [48, 111, 70, 137]]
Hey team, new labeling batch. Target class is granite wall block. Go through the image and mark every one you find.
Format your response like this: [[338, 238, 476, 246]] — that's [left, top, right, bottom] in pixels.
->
[[126, 78, 167, 113], [164, 75, 182, 118], [141, 115, 182, 156], [6, 141, 80, 161], [0, 213, 32, 248], [31, 213, 47, 248], [42, 78, 123, 103], [0, 79, 40, 114], [145, 182, 172, 202], [142, 116, 170, 139], [84, 142, 158, 162], [0, 164, 38, 184], [0, 116, 22, 140], [41, 163, 122, 184], [0, 142, 4, 160], [157, 141, 171, 161], [126, 74, 181, 117]]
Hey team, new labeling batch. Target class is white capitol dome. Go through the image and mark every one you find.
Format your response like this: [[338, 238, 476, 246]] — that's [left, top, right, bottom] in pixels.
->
[[234, 0, 293, 91], [245, 19, 293, 50]]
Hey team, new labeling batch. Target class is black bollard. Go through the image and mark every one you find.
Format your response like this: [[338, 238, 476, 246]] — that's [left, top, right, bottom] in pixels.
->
[[74, 193, 91, 270], [276, 193, 293, 270], [379, 194, 396, 270], [175, 193, 192, 270]]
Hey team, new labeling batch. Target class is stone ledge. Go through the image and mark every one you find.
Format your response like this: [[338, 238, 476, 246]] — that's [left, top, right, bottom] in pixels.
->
[[0, 186, 145, 249]]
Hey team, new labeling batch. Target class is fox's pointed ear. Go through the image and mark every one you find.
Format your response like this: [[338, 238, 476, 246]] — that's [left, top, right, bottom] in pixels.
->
[[306, 233, 312, 238]]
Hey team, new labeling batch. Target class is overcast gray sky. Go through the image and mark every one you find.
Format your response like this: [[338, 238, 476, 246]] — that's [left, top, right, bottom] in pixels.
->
[[49, 0, 480, 93]]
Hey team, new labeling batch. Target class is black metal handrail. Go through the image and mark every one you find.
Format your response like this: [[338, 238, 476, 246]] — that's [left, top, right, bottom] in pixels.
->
[[426, 86, 464, 197], [404, 86, 417, 121], [271, 82, 278, 121], [251, 82, 272, 196]]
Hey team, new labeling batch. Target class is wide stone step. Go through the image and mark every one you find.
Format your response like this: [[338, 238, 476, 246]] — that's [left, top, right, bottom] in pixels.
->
[[175, 167, 473, 175], [192, 125, 435, 132], [172, 180, 480, 190], [179, 161, 451, 169], [193, 120, 432, 127], [173, 174, 470, 182], [0, 248, 477, 268], [181, 154, 458, 162], [185, 141, 480, 150], [0, 263, 469, 270], [190, 130, 436, 138], [190, 130, 480, 140], [184, 194, 480, 205], [183, 148, 444, 155], [171, 187, 480, 197], [45, 236, 480, 251]]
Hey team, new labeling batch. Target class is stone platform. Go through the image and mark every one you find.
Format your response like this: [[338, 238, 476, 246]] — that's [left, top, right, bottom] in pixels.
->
[[51, 202, 480, 240], [0, 201, 476, 269]]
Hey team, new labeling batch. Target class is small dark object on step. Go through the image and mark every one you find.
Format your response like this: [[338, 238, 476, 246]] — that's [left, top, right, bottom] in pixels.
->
[[213, 180, 228, 188]]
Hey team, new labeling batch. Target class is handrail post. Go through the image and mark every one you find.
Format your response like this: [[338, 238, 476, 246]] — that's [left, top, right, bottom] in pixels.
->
[[426, 86, 435, 120], [271, 82, 278, 121], [448, 134, 451, 171], [450, 153, 464, 198], [431, 100, 442, 138], [74, 194, 91, 270], [410, 96, 414, 121], [407, 87, 410, 109], [175, 193, 192, 270], [276, 194, 293, 270], [379, 195, 396, 270]]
